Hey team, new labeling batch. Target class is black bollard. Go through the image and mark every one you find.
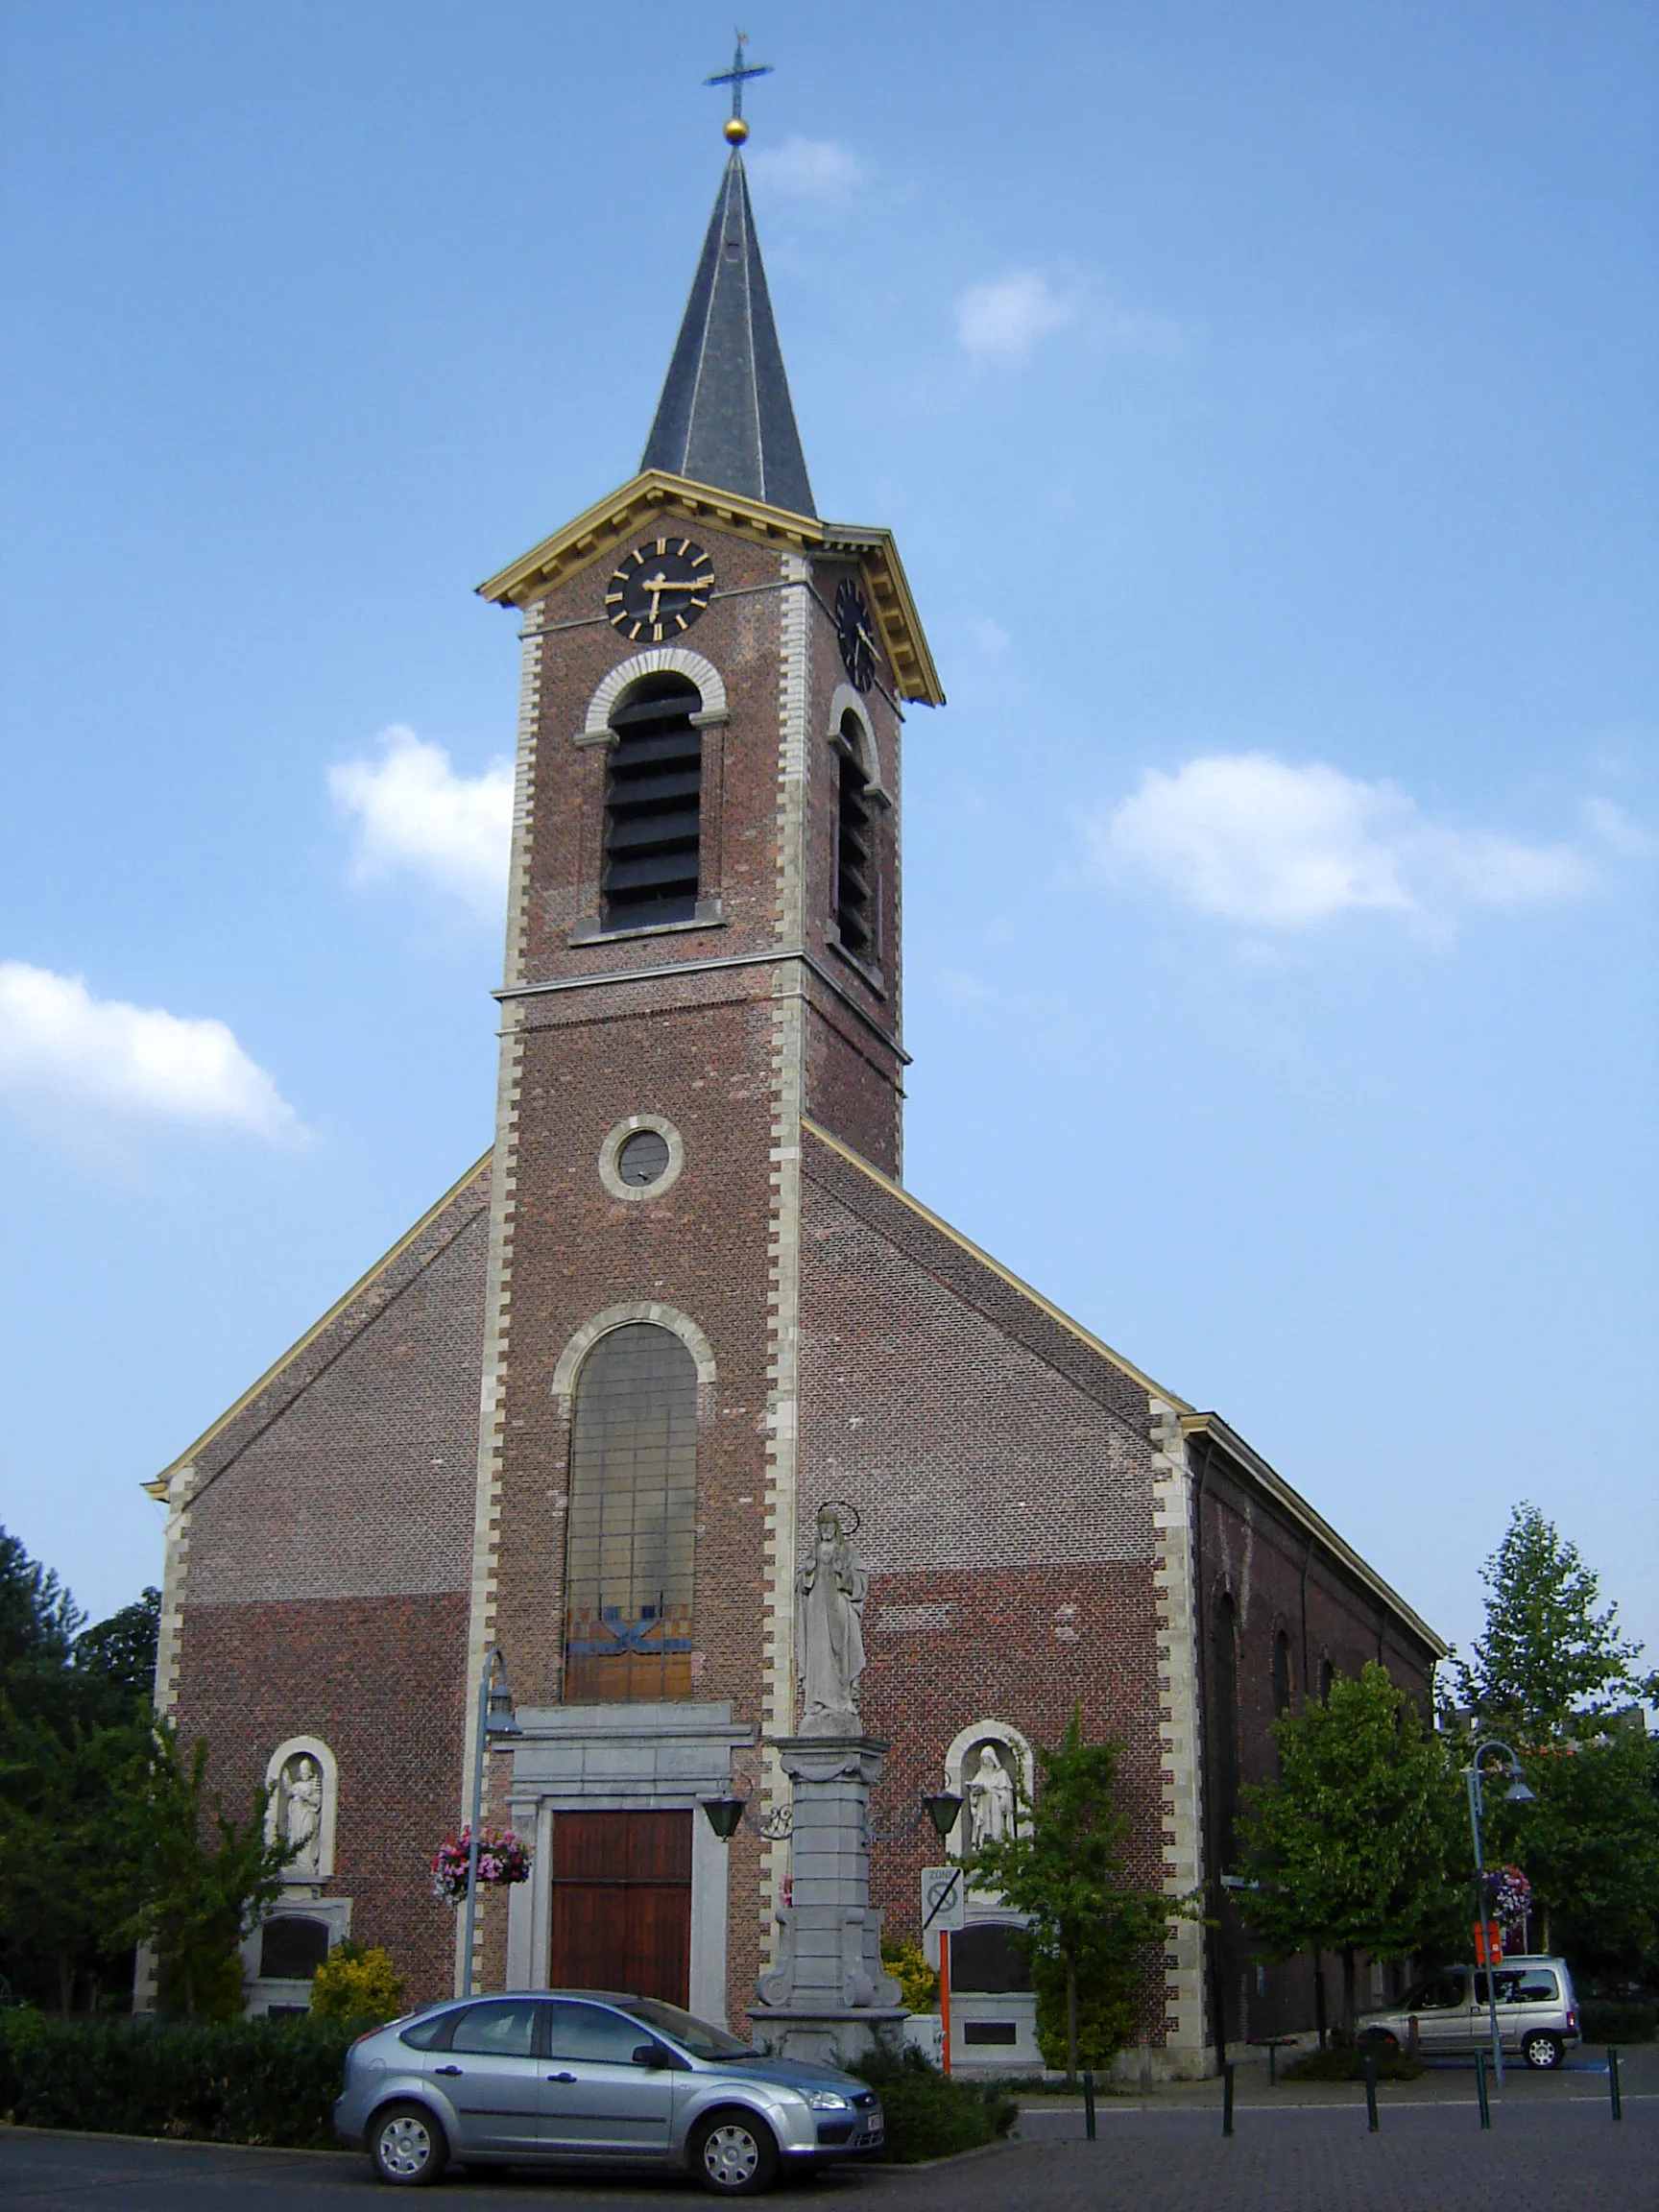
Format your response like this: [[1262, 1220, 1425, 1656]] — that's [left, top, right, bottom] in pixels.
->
[[1475, 2047, 1491, 2129], [1222, 2061, 1235, 2137], [1268, 2041, 1278, 2088], [1362, 2046, 1380, 2133], [1608, 2048, 1622, 2122], [1083, 2069, 1096, 2141]]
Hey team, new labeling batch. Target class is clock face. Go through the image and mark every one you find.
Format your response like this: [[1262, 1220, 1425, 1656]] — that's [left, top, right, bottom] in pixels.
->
[[606, 539, 714, 643], [835, 577, 878, 693]]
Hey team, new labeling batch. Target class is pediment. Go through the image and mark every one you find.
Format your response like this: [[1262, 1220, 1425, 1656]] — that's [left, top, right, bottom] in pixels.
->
[[475, 469, 944, 707]]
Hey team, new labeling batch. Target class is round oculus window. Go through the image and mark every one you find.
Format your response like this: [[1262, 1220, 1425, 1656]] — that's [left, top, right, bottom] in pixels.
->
[[615, 1129, 671, 1188]]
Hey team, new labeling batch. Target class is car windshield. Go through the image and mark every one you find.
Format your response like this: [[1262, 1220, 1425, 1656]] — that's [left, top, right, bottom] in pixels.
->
[[620, 1998, 755, 2060]]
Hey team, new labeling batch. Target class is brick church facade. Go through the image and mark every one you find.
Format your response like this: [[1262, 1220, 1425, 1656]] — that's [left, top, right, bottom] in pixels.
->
[[145, 133, 1443, 2075]]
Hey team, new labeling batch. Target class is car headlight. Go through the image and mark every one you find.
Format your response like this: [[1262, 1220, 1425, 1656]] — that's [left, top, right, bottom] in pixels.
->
[[805, 2090, 851, 2111]]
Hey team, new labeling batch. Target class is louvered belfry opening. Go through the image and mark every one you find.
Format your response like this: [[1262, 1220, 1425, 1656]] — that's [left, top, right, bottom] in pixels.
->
[[834, 713, 876, 961], [564, 1324, 697, 1704], [602, 676, 703, 931]]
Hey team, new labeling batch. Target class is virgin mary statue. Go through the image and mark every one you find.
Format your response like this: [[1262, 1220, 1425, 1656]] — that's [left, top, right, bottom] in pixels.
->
[[795, 1505, 868, 1734]]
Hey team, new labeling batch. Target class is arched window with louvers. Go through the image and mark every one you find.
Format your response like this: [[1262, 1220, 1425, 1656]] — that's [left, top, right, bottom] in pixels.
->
[[831, 709, 879, 967], [600, 676, 704, 930]]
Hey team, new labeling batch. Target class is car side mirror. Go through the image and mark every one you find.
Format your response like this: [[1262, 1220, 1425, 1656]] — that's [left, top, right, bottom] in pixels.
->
[[633, 2042, 666, 2068]]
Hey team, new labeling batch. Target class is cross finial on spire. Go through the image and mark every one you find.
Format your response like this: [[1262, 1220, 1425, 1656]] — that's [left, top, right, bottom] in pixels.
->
[[704, 30, 771, 145]]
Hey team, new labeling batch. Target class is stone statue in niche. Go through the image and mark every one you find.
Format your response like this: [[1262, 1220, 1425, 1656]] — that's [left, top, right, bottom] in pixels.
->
[[965, 1742, 1018, 1848], [796, 1504, 868, 1734], [278, 1755, 325, 1876]]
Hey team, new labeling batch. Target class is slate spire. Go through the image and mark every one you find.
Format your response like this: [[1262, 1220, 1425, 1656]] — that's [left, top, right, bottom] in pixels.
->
[[640, 150, 816, 519]]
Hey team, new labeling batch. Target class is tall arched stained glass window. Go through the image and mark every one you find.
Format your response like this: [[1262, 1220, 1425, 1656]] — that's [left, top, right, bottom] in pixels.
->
[[564, 1324, 697, 1703]]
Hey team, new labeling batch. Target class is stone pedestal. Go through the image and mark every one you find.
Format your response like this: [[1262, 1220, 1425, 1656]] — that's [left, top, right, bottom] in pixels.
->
[[748, 1735, 906, 2065]]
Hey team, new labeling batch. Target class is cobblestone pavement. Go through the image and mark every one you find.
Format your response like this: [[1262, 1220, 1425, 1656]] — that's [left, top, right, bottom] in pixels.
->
[[4, 2097, 1652, 2212]]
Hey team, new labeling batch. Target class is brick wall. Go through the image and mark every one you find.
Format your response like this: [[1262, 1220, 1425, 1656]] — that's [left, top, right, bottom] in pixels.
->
[[176, 1596, 468, 2006], [797, 1124, 1170, 2042], [162, 1166, 490, 2006], [1190, 1433, 1442, 2043]]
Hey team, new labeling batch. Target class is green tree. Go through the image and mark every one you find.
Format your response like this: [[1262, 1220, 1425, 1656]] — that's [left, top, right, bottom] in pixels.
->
[[963, 1711, 1183, 2083], [73, 1589, 160, 1714], [0, 1531, 158, 2008], [1452, 1504, 1658, 1733], [1453, 1505, 1659, 1975], [121, 1723, 295, 2017], [1239, 1661, 1466, 2038], [1480, 1727, 1659, 1974]]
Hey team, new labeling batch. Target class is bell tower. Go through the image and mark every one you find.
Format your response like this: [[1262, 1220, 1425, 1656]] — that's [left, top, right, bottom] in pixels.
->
[[457, 81, 942, 2008]]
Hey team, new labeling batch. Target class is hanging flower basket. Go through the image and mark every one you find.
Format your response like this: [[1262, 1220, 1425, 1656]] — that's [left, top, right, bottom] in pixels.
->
[[1483, 1863, 1531, 1934], [432, 1826, 532, 1905]]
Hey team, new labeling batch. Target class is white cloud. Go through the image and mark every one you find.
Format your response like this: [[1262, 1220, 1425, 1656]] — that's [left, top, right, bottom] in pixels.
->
[[329, 726, 512, 913], [1091, 754, 1599, 930], [955, 270, 1075, 363], [1582, 795, 1658, 858], [0, 962, 299, 1139], [747, 134, 864, 204]]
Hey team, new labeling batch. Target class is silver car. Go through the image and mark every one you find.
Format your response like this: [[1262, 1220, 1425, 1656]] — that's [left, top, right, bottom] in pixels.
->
[[333, 1988, 885, 2192], [1358, 1956, 1581, 2070]]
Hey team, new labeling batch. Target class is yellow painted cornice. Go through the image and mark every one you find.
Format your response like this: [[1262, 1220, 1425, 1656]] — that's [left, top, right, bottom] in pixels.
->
[[475, 470, 945, 708]]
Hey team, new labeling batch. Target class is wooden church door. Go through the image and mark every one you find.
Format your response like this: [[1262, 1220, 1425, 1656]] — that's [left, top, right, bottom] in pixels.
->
[[549, 1811, 692, 2007]]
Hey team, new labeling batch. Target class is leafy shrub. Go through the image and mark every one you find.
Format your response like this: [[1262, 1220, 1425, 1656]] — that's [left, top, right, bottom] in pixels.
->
[[880, 1936, 938, 2013], [1031, 1948, 1140, 2076], [1281, 2041, 1424, 2082], [849, 2041, 1018, 2163], [0, 2011, 357, 2146], [309, 1941, 404, 2024], [1580, 1998, 1656, 2043]]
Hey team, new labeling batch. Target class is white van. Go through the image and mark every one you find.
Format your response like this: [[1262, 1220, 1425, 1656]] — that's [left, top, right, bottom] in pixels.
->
[[1359, 1957, 1581, 2070]]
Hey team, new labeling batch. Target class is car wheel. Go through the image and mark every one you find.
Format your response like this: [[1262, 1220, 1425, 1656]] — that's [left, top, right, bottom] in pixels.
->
[[369, 2102, 448, 2187], [691, 2109, 780, 2196], [1522, 2032, 1563, 2071]]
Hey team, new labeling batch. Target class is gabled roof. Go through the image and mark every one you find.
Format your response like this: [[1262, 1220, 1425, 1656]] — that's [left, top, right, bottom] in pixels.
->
[[476, 470, 945, 707], [640, 150, 815, 518], [802, 1116, 1189, 1408], [803, 1117, 1446, 1657], [143, 1152, 492, 1501], [1181, 1413, 1450, 1658]]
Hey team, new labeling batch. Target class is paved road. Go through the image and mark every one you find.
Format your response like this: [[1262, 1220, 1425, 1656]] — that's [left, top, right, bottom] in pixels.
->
[[4, 2099, 1652, 2212]]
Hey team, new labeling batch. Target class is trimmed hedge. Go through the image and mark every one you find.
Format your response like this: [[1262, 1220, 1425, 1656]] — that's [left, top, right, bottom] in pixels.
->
[[0, 2013, 1024, 2167], [0, 2012, 358, 2147], [850, 2043, 1019, 2162], [1580, 1999, 1656, 2045], [1281, 2042, 1424, 2082]]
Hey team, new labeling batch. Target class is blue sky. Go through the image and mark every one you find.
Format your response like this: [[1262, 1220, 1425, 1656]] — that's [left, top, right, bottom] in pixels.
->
[[2, 2, 1654, 1673]]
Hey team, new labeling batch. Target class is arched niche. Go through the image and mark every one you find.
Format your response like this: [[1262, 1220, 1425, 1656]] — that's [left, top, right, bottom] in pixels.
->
[[264, 1735, 339, 1886], [942, 1719, 1036, 1861]]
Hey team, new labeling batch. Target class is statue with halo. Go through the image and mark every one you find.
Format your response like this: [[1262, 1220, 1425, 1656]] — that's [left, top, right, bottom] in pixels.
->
[[795, 1503, 868, 1733]]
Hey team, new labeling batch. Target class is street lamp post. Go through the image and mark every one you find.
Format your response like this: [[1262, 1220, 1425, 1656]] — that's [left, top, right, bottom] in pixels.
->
[[462, 1645, 522, 1998], [1461, 1738, 1534, 2086]]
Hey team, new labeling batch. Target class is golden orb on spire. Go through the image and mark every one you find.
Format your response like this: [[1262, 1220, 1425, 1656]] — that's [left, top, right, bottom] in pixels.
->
[[724, 115, 749, 145]]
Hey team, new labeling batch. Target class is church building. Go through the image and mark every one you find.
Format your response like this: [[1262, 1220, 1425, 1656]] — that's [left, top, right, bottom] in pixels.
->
[[144, 110, 1444, 2076]]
